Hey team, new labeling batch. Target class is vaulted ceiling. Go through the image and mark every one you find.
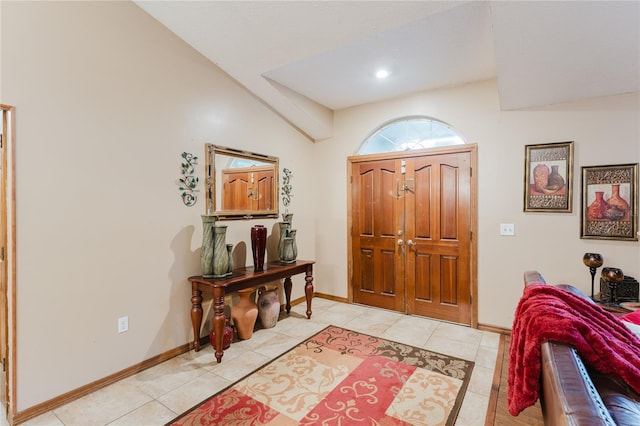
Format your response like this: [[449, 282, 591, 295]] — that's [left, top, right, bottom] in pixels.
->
[[135, 1, 640, 141]]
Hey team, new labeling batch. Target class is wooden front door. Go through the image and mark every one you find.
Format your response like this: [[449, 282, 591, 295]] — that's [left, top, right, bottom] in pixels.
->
[[349, 146, 476, 326], [350, 159, 405, 312]]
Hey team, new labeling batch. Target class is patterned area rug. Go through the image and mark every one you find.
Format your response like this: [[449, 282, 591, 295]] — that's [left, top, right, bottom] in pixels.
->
[[169, 325, 474, 426]]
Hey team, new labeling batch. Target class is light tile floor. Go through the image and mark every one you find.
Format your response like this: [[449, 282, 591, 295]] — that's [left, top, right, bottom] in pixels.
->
[[14, 298, 500, 426]]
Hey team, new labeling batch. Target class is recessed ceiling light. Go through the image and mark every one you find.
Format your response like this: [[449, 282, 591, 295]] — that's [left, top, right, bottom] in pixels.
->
[[375, 69, 390, 79]]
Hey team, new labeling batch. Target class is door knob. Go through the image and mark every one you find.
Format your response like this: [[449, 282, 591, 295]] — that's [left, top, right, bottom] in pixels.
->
[[397, 239, 404, 246], [407, 239, 415, 246]]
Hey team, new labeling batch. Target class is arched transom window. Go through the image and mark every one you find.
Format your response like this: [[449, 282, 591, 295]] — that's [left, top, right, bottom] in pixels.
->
[[357, 116, 466, 155]]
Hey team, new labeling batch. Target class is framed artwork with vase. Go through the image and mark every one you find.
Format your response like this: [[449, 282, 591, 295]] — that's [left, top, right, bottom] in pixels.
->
[[524, 141, 574, 212], [581, 163, 638, 241]]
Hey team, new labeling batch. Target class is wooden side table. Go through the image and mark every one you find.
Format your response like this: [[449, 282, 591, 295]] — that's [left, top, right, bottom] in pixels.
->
[[188, 260, 315, 363]]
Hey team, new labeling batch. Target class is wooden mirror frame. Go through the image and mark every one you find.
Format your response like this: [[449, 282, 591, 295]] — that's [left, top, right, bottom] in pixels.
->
[[205, 144, 279, 220]]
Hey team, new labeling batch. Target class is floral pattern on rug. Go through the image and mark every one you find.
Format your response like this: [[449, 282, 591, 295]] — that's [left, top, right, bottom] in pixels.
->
[[170, 325, 474, 426]]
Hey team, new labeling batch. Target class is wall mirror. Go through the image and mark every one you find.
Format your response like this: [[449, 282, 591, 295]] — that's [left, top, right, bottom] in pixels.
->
[[205, 144, 279, 219]]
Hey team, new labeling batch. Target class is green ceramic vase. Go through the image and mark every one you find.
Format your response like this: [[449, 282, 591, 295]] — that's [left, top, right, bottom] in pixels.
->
[[212, 225, 229, 278], [200, 215, 217, 277]]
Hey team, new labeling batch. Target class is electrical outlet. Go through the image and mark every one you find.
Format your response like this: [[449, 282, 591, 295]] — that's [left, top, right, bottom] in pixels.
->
[[118, 316, 129, 333], [500, 223, 515, 236]]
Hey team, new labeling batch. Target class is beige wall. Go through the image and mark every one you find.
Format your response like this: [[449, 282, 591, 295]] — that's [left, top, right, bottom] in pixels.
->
[[2, 0, 640, 415], [315, 80, 640, 329], [2, 1, 315, 411]]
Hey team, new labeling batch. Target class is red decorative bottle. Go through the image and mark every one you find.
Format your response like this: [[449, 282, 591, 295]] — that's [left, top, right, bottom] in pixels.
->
[[251, 225, 267, 271], [209, 319, 233, 350]]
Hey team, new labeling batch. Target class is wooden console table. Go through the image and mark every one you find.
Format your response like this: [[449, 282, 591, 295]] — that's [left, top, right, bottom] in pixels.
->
[[188, 260, 315, 363]]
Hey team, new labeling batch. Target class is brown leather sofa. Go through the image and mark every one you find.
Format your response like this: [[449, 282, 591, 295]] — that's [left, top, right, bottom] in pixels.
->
[[523, 271, 640, 425]]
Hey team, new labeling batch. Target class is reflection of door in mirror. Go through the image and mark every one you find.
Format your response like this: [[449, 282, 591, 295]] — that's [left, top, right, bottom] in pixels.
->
[[206, 144, 279, 219], [222, 165, 275, 211]]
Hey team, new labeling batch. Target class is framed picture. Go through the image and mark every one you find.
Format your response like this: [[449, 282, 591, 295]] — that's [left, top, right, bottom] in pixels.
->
[[524, 141, 573, 212], [581, 163, 638, 241]]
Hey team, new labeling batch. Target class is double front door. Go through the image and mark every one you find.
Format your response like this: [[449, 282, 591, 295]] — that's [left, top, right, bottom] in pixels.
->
[[348, 146, 476, 326]]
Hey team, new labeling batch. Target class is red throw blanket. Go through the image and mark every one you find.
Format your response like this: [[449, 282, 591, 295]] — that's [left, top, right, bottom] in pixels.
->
[[508, 283, 640, 416]]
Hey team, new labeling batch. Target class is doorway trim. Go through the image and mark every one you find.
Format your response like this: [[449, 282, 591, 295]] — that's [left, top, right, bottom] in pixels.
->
[[1, 104, 16, 423], [347, 144, 478, 327]]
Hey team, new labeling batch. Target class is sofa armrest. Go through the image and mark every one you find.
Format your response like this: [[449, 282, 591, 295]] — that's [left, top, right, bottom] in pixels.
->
[[540, 341, 615, 426], [523, 270, 593, 302]]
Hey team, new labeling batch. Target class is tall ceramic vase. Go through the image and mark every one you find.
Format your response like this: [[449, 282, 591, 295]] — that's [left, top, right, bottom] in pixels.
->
[[251, 225, 267, 271], [281, 230, 297, 264], [278, 222, 290, 261], [200, 215, 217, 278], [232, 288, 258, 340], [257, 286, 280, 329], [212, 225, 229, 279], [289, 229, 298, 260], [226, 244, 234, 277]]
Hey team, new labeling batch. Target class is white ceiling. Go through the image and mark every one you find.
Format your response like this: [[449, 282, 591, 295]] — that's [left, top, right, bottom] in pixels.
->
[[134, 1, 640, 141]]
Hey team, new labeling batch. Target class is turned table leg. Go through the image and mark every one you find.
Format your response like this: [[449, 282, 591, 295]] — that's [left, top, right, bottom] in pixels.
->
[[191, 285, 203, 352], [212, 287, 226, 363], [305, 264, 314, 319], [284, 277, 293, 313]]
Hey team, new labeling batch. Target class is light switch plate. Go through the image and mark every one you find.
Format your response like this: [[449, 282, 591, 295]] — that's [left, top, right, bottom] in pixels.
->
[[118, 316, 129, 333], [500, 223, 515, 236]]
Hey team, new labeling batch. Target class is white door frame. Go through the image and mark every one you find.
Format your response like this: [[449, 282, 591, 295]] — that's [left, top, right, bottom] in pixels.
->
[[1, 104, 16, 423]]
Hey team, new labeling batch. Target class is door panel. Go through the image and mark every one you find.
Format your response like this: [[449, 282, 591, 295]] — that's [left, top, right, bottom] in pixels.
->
[[414, 253, 431, 300], [381, 249, 396, 295], [351, 160, 404, 311], [406, 152, 471, 324], [255, 169, 275, 211], [440, 255, 459, 305], [440, 164, 459, 239], [414, 164, 432, 238], [359, 248, 374, 292], [223, 171, 250, 210]]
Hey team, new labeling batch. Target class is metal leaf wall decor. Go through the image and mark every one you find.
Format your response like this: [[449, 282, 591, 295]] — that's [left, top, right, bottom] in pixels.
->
[[281, 167, 293, 213], [179, 152, 199, 206]]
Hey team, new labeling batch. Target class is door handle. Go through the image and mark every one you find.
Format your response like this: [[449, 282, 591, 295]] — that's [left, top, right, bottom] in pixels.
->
[[407, 239, 415, 247], [397, 239, 404, 246]]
